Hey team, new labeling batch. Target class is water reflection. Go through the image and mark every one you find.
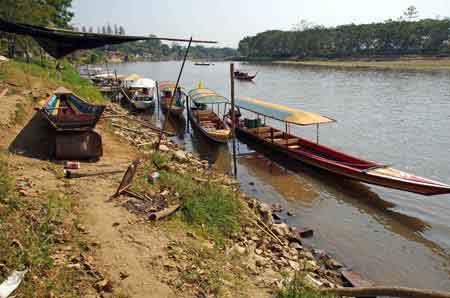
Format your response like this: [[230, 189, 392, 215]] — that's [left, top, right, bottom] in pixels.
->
[[111, 61, 450, 290]]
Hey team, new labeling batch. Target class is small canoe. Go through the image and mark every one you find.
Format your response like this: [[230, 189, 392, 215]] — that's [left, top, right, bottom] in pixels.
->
[[187, 88, 231, 143], [40, 87, 105, 131], [230, 96, 450, 196], [158, 81, 185, 116]]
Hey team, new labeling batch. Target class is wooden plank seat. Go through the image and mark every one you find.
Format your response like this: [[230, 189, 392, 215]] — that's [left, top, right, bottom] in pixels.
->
[[247, 126, 271, 133], [274, 138, 299, 145], [260, 131, 283, 138]]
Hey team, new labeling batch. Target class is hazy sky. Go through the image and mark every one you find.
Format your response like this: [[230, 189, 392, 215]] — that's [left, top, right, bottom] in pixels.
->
[[72, 0, 450, 48]]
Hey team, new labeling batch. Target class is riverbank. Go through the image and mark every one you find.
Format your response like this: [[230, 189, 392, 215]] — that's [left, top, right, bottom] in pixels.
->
[[272, 57, 450, 71], [0, 60, 347, 297]]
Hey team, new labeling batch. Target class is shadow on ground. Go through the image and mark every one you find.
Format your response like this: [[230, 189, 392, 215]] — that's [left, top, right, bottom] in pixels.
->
[[9, 112, 56, 160]]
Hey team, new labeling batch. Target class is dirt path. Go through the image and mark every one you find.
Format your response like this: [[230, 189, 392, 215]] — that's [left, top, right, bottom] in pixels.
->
[[0, 94, 184, 297]]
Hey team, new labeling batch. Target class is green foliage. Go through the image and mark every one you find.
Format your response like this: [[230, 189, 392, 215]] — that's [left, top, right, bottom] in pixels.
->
[[156, 168, 245, 245], [5, 59, 106, 104], [0, 157, 15, 206], [278, 272, 333, 298], [239, 19, 450, 59]]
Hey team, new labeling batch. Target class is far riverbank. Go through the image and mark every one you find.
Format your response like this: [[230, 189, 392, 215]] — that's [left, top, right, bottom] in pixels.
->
[[270, 57, 450, 71]]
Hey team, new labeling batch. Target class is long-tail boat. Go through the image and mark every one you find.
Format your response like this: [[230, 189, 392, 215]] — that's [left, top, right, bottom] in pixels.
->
[[40, 87, 105, 131], [158, 81, 186, 116], [227, 96, 450, 196], [187, 88, 231, 143], [234, 70, 257, 81]]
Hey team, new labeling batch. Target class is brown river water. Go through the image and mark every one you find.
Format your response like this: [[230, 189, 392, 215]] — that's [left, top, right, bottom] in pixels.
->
[[110, 61, 450, 290]]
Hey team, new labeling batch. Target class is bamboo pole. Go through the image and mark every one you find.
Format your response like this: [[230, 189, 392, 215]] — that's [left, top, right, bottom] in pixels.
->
[[230, 63, 237, 178], [155, 37, 193, 151], [322, 286, 450, 298]]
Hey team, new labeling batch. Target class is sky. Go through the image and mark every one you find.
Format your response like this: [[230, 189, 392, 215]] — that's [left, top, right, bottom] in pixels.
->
[[71, 0, 450, 48]]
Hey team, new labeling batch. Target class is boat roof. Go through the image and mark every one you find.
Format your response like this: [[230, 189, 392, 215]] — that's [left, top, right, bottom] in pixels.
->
[[129, 78, 156, 88], [123, 73, 141, 81], [54, 86, 73, 95], [158, 81, 185, 92], [188, 88, 228, 104], [236, 96, 335, 126]]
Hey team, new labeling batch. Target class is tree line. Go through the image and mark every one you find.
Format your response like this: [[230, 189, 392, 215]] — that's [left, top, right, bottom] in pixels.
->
[[239, 15, 450, 59], [76, 24, 126, 35]]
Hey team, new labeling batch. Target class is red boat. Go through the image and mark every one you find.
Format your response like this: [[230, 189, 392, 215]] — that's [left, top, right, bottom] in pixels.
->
[[228, 96, 450, 196]]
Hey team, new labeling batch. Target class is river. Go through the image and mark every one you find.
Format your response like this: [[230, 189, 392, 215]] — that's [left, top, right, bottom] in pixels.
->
[[110, 61, 450, 290]]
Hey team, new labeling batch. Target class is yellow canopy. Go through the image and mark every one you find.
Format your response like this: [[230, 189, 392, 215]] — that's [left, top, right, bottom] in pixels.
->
[[236, 96, 335, 126], [124, 73, 141, 81]]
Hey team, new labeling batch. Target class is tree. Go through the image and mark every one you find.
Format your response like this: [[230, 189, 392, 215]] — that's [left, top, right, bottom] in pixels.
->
[[114, 24, 118, 35], [403, 5, 419, 21], [102, 26, 106, 34], [81, 25, 86, 32], [106, 24, 113, 34], [119, 25, 126, 35], [88, 26, 93, 33]]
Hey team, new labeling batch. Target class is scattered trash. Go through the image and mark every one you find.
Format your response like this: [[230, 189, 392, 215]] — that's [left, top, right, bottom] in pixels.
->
[[111, 159, 141, 198], [0, 56, 9, 63], [64, 161, 80, 170], [147, 171, 160, 183], [0, 88, 8, 98], [0, 269, 27, 298]]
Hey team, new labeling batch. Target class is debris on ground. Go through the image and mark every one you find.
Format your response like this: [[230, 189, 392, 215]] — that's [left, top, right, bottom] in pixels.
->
[[0, 269, 27, 298]]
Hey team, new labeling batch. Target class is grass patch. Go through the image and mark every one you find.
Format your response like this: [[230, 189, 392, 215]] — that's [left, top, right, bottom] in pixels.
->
[[136, 152, 246, 246], [0, 154, 85, 297], [278, 272, 333, 298], [158, 170, 244, 246], [12, 102, 27, 124], [2, 59, 105, 104]]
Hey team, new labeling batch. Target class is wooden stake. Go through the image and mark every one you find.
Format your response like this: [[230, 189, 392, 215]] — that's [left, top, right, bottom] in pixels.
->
[[230, 63, 237, 178], [155, 37, 193, 151]]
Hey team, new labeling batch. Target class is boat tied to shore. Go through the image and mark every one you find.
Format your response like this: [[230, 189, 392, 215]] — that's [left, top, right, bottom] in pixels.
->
[[187, 88, 231, 143], [158, 81, 186, 116], [127, 78, 156, 110], [226, 96, 450, 196], [40, 87, 105, 131]]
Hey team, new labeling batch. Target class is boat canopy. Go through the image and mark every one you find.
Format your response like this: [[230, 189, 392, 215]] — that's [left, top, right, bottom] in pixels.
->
[[236, 96, 335, 126], [158, 81, 185, 92], [188, 88, 229, 104], [129, 78, 156, 89], [123, 73, 141, 81]]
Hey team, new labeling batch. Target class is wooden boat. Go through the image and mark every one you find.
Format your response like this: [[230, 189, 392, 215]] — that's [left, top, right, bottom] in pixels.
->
[[187, 88, 231, 143], [127, 78, 156, 110], [158, 81, 186, 116], [234, 70, 257, 81], [40, 87, 105, 131], [227, 96, 450, 196], [194, 62, 211, 66]]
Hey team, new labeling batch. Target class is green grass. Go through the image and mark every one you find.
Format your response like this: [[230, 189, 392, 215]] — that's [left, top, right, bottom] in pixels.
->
[[158, 170, 244, 245], [277, 272, 333, 298], [12, 102, 27, 124], [0, 155, 83, 297], [138, 152, 246, 246], [2, 59, 106, 104]]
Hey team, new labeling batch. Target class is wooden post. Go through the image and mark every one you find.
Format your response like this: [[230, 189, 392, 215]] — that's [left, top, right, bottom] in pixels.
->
[[316, 124, 319, 144], [156, 81, 160, 121], [155, 37, 193, 151], [230, 63, 237, 178], [114, 70, 119, 102], [186, 95, 190, 133]]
